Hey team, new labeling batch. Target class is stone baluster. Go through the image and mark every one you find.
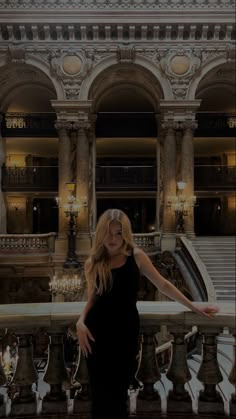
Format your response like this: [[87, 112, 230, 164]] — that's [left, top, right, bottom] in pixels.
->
[[0, 113, 7, 234], [197, 331, 224, 415], [42, 333, 68, 414], [161, 121, 178, 250], [166, 331, 192, 413], [136, 326, 161, 416], [55, 120, 72, 237], [229, 335, 236, 417], [180, 120, 198, 238], [0, 332, 7, 417], [73, 345, 92, 416], [10, 334, 38, 416]]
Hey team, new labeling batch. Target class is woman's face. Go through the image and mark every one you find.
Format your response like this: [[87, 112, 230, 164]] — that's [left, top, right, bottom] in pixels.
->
[[104, 220, 123, 255]]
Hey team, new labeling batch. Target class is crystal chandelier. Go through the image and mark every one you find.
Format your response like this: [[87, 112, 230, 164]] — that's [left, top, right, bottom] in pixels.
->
[[49, 271, 82, 295]]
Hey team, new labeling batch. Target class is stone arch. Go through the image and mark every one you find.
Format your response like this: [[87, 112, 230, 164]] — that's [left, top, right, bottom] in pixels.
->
[[188, 55, 232, 100], [0, 56, 64, 111], [194, 61, 235, 112], [80, 54, 170, 103]]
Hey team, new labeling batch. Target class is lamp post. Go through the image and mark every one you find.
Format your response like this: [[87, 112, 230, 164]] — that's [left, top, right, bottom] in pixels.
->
[[167, 181, 196, 233], [49, 183, 83, 300], [63, 193, 81, 269]]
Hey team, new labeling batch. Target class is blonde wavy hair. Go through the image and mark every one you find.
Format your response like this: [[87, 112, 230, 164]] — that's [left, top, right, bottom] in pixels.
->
[[86, 209, 136, 294]]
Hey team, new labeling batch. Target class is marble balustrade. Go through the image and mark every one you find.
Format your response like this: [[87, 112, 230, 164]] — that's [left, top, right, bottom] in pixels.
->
[[0, 301, 235, 418]]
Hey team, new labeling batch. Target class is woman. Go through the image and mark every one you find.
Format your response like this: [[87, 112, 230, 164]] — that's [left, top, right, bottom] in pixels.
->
[[76, 208, 219, 419]]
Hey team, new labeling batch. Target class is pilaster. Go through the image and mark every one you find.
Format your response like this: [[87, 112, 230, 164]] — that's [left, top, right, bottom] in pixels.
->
[[0, 114, 6, 234]]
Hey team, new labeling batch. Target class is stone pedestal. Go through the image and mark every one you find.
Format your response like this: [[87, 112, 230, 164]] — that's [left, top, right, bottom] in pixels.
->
[[73, 397, 92, 417], [0, 394, 6, 418], [11, 395, 37, 416], [136, 393, 161, 417], [41, 396, 68, 414], [198, 397, 224, 416], [230, 398, 236, 417], [167, 390, 192, 413]]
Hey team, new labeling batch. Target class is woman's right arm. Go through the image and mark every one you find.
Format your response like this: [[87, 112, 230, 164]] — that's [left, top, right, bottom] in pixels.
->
[[76, 259, 96, 357]]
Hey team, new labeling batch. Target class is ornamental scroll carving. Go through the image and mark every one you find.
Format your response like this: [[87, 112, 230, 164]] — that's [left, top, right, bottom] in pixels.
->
[[159, 49, 201, 99], [49, 49, 94, 99]]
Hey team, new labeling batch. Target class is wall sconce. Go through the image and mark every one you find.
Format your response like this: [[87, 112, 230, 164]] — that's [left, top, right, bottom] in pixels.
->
[[227, 117, 236, 128], [167, 181, 196, 233]]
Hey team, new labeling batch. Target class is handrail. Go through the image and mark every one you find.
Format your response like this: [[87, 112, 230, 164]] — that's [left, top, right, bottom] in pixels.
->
[[179, 236, 216, 302]]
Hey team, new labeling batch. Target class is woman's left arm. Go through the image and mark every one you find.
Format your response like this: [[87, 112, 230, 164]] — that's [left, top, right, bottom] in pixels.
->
[[134, 248, 219, 318]]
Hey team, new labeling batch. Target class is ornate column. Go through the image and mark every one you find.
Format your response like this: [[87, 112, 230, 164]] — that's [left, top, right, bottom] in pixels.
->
[[89, 115, 97, 235], [75, 117, 91, 251], [0, 114, 7, 234], [180, 120, 198, 238], [161, 121, 177, 250], [55, 121, 72, 237]]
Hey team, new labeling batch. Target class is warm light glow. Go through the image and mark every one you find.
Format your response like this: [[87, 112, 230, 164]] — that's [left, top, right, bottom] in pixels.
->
[[66, 182, 76, 192], [228, 196, 236, 210]]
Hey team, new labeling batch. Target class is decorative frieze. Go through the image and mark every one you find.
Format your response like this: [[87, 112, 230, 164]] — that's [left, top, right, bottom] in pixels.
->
[[0, 0, 235, 9], [0, 23, 235, 44]]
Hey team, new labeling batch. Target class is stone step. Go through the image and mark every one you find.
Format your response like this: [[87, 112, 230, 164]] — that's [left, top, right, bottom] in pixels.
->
[[210, 275, 236, 278]]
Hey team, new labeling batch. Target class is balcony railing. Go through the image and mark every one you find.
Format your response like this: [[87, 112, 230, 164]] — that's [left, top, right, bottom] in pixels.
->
[[96, 165, 157, 190], [0, 301, 235, 418], [1, 112, 236, 138], [3, 113, 57, 137], [0, 233, 56, 254], [1, 166, 58, 191], [194, 165, 236, 190]]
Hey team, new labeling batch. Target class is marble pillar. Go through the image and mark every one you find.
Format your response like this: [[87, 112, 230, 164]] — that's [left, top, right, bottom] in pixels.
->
[[0, 114, 7, 233], [88, 116, 97, 235], [55, 121, 72, 238], [161, 121, 177, 250], [180, 121, 197, 238], [75, 120, 90, 251]]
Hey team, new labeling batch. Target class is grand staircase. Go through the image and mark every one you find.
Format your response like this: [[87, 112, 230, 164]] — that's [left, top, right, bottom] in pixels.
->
[[191, 236, 236, 302]]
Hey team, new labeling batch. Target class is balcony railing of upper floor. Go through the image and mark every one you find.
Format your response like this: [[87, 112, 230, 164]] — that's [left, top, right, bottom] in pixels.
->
[[1, 164, 235, 193], [2, 113, 57, 137], [0, 233, 56, 254], [194, 165, 236, 190], [0, 301, 235, 418], [0, 232, 160, 256], [1, 112, 236, 138], [96, 165, 157, 190], [1, 166, 58, 191]]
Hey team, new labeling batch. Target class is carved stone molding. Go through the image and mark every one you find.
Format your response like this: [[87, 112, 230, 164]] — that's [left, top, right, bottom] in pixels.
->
[[0, 23, 234, 44], [116, 46, 136, 63], [159, 48, 202, 99], [0, 0, 235, 9]]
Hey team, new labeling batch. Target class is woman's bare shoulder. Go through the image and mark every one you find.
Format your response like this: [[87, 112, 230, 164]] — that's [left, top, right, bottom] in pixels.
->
[[133, 246, 146, 268], [133, 246, 145, 256]]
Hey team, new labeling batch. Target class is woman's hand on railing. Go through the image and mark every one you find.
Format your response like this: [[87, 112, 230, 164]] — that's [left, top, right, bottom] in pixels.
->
[[76, 319, 95, 358], [192, 303, 220, 319]]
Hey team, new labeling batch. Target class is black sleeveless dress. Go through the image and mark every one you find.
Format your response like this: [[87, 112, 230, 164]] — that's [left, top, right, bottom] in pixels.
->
[[85, 252, 140, 419]]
